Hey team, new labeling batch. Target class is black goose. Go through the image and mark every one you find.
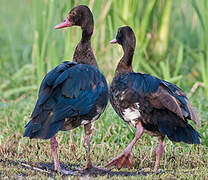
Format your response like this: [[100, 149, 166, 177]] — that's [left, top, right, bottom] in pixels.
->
[[23, 5, 108, 173], [106, 26, 200, 172]]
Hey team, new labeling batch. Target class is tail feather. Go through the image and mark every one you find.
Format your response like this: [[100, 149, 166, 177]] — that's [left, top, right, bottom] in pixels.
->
[[159, 123, 200, 144], [154, 110, 201, 144], [23, 121, 40, 139], [23, 118, 64, 139], [186, 100, 200, 129]]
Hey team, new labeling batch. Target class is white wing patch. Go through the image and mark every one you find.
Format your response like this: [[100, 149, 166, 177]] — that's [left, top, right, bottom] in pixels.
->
[[81, 120, 90, 125], [120, 91, 126, 100], [81, 114, 100, 125], [122, 103, 141, 126]]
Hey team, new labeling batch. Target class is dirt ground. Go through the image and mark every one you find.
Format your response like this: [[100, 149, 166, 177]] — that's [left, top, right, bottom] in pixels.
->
[[0, 158, 156, 178]]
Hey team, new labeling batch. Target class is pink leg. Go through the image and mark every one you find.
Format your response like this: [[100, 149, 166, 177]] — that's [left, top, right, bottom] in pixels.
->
[[105, 122, 144, 169], [154, 137, 164, 172], [84, 123, 93, 169], [50, 136, 61, 172], [83, 123, 110, 171]]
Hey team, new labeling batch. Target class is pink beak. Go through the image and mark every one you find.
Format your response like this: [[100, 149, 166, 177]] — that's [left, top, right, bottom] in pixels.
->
[[110, 39, 118, 44], [55, 18, 73, 29]]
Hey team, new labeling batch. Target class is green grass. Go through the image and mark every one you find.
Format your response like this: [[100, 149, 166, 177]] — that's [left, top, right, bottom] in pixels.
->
[[0, 0, 208, 178], [0, 93, 208, 179]]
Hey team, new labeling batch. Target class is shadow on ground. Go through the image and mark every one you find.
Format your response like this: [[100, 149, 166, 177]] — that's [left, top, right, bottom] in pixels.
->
[[1, 159, 156, 178]]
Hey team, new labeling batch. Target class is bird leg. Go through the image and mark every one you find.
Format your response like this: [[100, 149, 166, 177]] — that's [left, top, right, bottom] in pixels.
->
[[50, 136, 78, 175], [154, 136, 164, 172], [84, 123, 93, 170], [50, 136, 61, 172], [83, 123, 109, 171], [105, 122, 144, 170]]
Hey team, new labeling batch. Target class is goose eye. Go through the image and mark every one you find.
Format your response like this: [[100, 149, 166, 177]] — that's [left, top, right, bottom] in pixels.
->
[[117, 31, 122, 39]]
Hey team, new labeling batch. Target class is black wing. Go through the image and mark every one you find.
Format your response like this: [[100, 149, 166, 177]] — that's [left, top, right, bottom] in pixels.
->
[[116, 72, 200, 144], [121, 73, 200, 128], [24, 61, 108, 139]]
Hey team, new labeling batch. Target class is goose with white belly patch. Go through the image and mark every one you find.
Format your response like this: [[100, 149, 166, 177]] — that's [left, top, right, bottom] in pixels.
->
[[106, 26, 201, 172]]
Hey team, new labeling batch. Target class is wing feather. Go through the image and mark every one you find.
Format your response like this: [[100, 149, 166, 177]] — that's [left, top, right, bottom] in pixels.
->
[[161, 80, 200, 128], [149, 86, 184, 120], [25, 62, 108, 139], [117, 73, 200, 129], [186, 100, 200, 128]]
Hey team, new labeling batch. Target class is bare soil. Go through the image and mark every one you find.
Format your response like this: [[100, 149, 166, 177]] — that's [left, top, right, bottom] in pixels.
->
[[0, 158, 155, 178]]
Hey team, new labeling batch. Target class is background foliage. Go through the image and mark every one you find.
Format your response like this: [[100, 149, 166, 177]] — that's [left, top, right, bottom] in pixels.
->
[[0, 0, 207, 178], [1, 0, 208, 97]]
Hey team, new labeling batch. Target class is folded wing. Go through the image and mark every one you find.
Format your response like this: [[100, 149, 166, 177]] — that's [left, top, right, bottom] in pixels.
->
[[24, 61, 108, 139]]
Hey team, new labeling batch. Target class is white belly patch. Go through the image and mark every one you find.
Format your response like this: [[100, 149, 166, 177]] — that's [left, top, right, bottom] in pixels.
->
[[122, 103, 141, 126]]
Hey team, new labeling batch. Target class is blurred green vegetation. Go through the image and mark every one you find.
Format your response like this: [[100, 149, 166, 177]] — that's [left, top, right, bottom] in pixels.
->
[[0, 0, 208, 97], [0, 0, 208, 178], [0, 0, 207, 95]]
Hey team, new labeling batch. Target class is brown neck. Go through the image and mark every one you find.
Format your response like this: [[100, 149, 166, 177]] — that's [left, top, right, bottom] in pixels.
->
[[114, 46, 134, 78], [73, 24, 98, 68]]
